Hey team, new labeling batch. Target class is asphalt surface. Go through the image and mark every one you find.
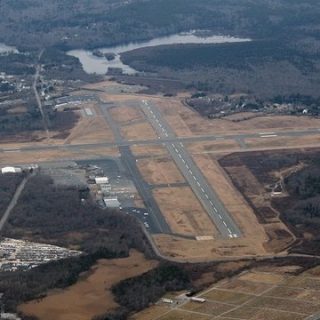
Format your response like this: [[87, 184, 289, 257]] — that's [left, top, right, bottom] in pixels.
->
[[4, 98, 320, 239], [2, 128, 320, 154], [141, 99, 241, 238], [96, 103, 171, 234], [119, 146, 171, 234]]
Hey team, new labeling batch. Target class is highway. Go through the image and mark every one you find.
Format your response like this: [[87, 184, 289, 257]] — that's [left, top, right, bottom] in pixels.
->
[[141, 99, 241, 238]]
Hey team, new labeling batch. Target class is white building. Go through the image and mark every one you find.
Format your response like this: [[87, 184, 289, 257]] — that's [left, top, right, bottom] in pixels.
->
[[95, 177, 109, 184], [103, 197, 121, 208], [1, 167, 22, 174]]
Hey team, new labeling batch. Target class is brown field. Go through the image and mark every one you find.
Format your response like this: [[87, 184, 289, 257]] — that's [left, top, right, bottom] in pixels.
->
[[131, 144, 168, 157], [238, 271, 285, 285], [192, 154, 268, 250], [186, 140, 240, 155], [137, 157, 185, 185], [0, 146, 119, 166], [158, 310, 211, 320], [153, 187, 217, 237], [133, 266, 320, 320], [109, 105, 145, 124], [180, 300, 234, 316], [155, 97, 320, 137], [218, 151, 297, 253], [19, 250, 158, 320], [225, 306, 306, 320], [7, 106, 28, 114], [64, 112, 114, 145], [121, 122, 157, 141], [83, 80, 146, 94], [152, 234, 270, 261], [130, 305, 171, 320], [246, 296, 320, 315], [201, 289, 254, 305], [217, 278, 274, 295]]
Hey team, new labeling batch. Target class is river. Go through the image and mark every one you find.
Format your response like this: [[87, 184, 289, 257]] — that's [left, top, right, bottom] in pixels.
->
[[68, 31, 251, 75]]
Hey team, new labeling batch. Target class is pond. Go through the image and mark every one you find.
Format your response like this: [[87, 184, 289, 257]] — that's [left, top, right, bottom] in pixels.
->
[[68, 31, 251, 75]]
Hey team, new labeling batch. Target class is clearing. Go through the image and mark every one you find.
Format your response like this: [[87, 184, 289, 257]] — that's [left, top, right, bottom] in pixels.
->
[[153, 186, 217, 237], [137, 157, 185, 185], [19, 250, 158, 320]]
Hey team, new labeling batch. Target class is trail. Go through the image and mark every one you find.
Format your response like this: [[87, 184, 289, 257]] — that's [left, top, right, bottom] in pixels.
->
[[0, 175, 31, 232]]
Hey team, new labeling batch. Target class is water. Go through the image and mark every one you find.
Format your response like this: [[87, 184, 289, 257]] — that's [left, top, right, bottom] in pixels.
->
[[0, 43, 18, 54], [68, 31, 251, 75]]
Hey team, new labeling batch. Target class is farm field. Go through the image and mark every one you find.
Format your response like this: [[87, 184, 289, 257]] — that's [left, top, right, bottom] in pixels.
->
[[131, 266, 320, 320]]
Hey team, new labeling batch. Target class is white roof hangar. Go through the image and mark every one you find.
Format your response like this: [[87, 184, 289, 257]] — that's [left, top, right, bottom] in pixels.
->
[[103, 197, 121, 208], [1, 167, 22, 174], [95, 177, 109, 184]]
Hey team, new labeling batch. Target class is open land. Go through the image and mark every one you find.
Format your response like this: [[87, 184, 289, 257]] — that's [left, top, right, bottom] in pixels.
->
[[132, 264, 320, 320], [153, 186, 217, 237], [19, 250, 158, 320], [137, 157, 185, 186], [3, 80, 320, 261]]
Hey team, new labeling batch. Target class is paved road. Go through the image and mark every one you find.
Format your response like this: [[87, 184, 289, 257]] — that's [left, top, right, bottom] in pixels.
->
[[0, 176, 29, 232], [140, 99, 241, 238], [120, 146, 171, 234]]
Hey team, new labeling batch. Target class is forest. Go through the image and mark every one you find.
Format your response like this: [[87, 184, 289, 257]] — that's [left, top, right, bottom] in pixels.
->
[[121, 41, 299, 72], [0, 173, 24, 219], [2, 1, 320, 97], [4, 175, 153, 255], [0, 173, 155, 312], [1, 0, 320, 52]]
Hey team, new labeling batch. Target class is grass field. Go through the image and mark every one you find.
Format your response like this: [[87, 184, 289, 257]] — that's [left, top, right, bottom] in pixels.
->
[[153, 186, 217, 237], [156, 97, 320, 137], [109, 105, 146, 125], [137, 157, 185, 185], [121, 121, 157, 141], [19, 250, 158, 320], [131, 144, 168, 157], [64, 110, 114, 145], [186, 140, 240, 155], [192, 154, 268, 251]]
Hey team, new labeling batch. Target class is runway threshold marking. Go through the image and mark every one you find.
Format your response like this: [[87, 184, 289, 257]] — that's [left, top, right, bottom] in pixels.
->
[[260, 134, 278, 138]]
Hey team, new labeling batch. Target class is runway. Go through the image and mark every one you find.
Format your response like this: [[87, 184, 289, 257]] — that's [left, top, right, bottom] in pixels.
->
[[2, 127, 320, 155], [141, 100, 241, 238]]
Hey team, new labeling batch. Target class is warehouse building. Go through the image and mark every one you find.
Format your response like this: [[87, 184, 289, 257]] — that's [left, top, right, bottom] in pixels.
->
[[1, 167, 22, 174], [103, 197, 121, 208], [95, 177, 109, 184]]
